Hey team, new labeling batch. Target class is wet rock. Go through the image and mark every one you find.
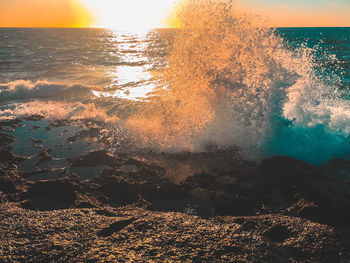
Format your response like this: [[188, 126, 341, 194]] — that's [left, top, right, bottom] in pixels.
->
[[100, 176, 138, 204], [262, 156, 315, 182], [75, 201, 96, 209], [118, 164, 138, 173], [19, 200, 36, 210], [29, 137, 43, 143], [30, 125, 41, 131], [181, 172, 218, 191], [0, 167, 25, 194], [24, 115, 45, 121], [67, 127, 100, 143], [23, 178, 81, 210], [141, 182, 186, 200], [263, 225, 293, 243], [95, 209, 118, 217], [36, 148, 52, 165], [213, 191, 259, 216], [47, 119, 70, 128], [0, 149, 26, 163], [68, 150, 117, 167], [97, 218, 135, 237], [0, 133, 14, 146], [0, 119, 21, 128]]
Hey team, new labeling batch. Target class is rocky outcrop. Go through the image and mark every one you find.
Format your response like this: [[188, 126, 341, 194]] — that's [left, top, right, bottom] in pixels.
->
[[68, 150, 118, 167], [0, 204, 349, 262]]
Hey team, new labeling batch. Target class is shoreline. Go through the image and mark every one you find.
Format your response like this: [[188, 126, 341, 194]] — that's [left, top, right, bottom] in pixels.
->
[[1, 116, 350, 262]]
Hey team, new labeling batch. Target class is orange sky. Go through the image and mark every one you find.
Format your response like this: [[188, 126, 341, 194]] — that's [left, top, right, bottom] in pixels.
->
[[238, 0, 350, 27], [0, 0, 349, 28], [0, 0, 93, 27]]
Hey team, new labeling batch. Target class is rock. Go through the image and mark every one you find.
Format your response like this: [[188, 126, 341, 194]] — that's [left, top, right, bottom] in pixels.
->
[[213, 191, 258, 216], [261, 156, 315, 181], [30, 125, 41, 131], [0, 119, 21, 128], [0, 133, 14, 146], [67, 127, 100, 143], [19, 200, 36, 210], [36, 148, 52, 165], [0, 170, 18, 194], [24, 115, 45, 121], [181, 172, 218, 191], [75, 201, 96, 209], [68, 150, 117, 167], [187, 187, 214, 218], [141, 182, 186, 200], [95, 209, 117, 217], [100, 176, 138, 204], [0, 167, 25, 194], [0, 149, 26, 163], [97, 218, 135, 237], [262, 225, 293, 242], [23, 178, 81, 210], [118, 164, 138, 174], [29, 137, 43, 143]]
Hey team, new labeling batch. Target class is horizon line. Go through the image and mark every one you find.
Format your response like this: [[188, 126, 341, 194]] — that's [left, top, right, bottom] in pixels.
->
[[1, 26, 350, 29]]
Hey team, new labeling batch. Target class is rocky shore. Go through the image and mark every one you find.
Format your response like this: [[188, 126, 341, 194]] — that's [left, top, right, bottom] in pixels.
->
[[0, 116, 350, 262]]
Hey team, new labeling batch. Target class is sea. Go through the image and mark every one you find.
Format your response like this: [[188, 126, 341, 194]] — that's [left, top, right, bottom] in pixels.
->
[[0, 26, 350, 166]]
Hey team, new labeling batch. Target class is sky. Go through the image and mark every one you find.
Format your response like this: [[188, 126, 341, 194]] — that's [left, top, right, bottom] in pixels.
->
[[0, 0, 349, 28], [239, 0, 350, 27]]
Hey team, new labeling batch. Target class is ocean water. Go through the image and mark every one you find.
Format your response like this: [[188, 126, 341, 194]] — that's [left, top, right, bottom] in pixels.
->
[[0, 25, 350, 164]]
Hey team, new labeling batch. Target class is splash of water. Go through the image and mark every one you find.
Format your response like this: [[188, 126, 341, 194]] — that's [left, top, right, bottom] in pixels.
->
[[127, 0, 350, 163]]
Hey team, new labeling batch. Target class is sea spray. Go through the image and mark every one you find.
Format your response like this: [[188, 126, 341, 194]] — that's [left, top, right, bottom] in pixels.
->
[[127, 0, 350, 163]]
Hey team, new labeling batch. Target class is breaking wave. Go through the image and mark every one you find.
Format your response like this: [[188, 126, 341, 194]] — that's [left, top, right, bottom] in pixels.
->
[[126, 0, 350, 163], [0, 80, 94, 102]]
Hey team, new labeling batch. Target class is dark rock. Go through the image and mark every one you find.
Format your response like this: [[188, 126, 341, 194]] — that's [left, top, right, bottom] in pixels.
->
[[95, 209, 117, 217], [30, 125, 41, 131], [0, 149, 26, 163], [48, 119, 70, 128], [0, 119, 21, 128], [36, 148, 52, 165], [19, 200, 36, 210], [0, 170, 17, 193], [181, 172, 218, 191], [68, 150, 117, 167], [23, 178, 81, 210], [67, 127, 100, 143], [100, 176, 138, 204], [263, 225, 293, 242], [29, 137, 43, 143], [75, 201, 96, 208], [141, 182, 186, 200], [0, 167, 25, 194], [262, 156, 315, 180], [24, 115, 45, 121], [213, 191, 258, 216], [97, 218, 135, 237], [0, 133, 14, 146]]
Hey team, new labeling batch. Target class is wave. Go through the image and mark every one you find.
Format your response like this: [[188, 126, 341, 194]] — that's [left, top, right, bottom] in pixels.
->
[[125, 0, 350, 163], [0, 80, 94, 102]]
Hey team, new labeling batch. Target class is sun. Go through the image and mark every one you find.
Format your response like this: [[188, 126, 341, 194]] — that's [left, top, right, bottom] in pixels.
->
[[81, 0, 177, 30]]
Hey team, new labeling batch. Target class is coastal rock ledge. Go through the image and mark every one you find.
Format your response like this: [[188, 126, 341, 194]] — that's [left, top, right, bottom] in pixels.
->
[[0, 118, 349, 262]]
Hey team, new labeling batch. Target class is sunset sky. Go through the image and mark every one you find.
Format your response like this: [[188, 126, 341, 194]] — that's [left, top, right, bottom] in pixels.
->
[[0, 0, 349, 28]]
